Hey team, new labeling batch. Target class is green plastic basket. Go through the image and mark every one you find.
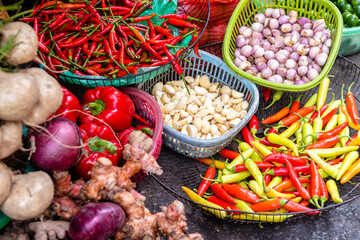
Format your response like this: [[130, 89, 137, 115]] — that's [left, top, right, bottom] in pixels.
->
[[339, 26, 360, 56], [222, 0, 343, 92]]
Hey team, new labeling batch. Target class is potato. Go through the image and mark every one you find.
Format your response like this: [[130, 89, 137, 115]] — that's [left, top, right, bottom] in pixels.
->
[[0, 162, 12, 206], [0, 121, 23, 159], [1, 171, 54, 220], [0, 21, 38, 66], [0, 70, 39, 121], [21, 68, 63, 125]]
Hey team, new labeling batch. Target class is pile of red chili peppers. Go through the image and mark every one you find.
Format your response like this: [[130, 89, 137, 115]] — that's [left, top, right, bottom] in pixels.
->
[[182, 78, 360, 222], [22, 0, 203, 78]]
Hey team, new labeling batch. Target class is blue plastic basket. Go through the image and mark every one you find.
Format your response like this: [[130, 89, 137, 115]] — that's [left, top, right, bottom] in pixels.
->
[[138, 50, 259, 158]]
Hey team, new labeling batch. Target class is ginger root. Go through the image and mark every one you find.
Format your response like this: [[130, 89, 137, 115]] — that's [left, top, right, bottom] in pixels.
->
[[52, 197, 80, 220], [26, 220, 69, 240]]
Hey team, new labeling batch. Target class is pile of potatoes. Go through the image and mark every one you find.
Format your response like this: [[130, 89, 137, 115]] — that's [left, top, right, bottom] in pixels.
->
[[152, 75, 249, 139], [0, 22, 62, 220]]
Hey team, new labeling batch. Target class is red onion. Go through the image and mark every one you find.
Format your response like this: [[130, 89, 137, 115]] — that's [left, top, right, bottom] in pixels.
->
[[69, 202, 125, 240], [301, 29, 314, 38], [261, 67, 272, 78], [252, 22, 264, 32], [252, 31, 263, 39], [234, 57, 242, 67], [314, 31, 323, 38], [277, 67, 287, 78], [268, 75, 283, 83], [296, 44, 309, 55], [256, 61, 268, 71], [285, 59, 297, 69], [292, 42, 300, 52], [321, 33, 328, 43], [283, 46, 292, 53], [269, 19, 279, 29], [288, 10, 298, 24], [236, 35, 246, 48], [286, 69, 297, 80], [254, 56, 266, 65], [315, 52, 328, 66], [262, 40, 271, 50], [272, 9, 281, 19], [295, 79, 306, 85], [239, 61, 251, 70], [283, 80, 295, 85], [298, 65, 308, 76], [264, 50, 275, 60], [278, 50, 290, 57], [30, 117, 82, 171], [278, 15, 290, 24], [275, 52, 287, 63], [247, 56, 254, 62], [263, 28, 272, 38], [290, 52, 299, 61], [292, 23, 302, 32], [272, 29, 281, 37], [250, 38, 261, 46], [298, 17, 310, 25], [307, 68, 319, 80], [299, 37, 309, 45], [274, 36, 284, 48], [264, 8, 273, 17], [298, 55, 308, 66], [313, 19, 326, 33], [321, 45, 330, 54], [280, 24, 292, 33], [241, 45, 253, 57], [268, 59, 279, 71], [325, 39, 332, 48], [240, 27, 252, 38], [309, 47, 320, 59], [304, 22, 313, 29], [234, 48, 242, 58], [253, 47, 265, 58], [279, 9, 285, 16], [255, 13, 266, 24]]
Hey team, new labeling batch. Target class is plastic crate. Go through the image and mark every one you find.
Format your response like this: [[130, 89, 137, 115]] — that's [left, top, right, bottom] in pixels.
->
[[138, 50, 259, 158], [222, 0, 343, 92], [339, 27, 360, 56]]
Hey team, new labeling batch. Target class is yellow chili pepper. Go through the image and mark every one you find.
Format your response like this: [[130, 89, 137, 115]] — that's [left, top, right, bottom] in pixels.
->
[[252, 141, 272, 157], [317, 77, 330, 109], [326, 142, 342, 161], [326, 180, 343, 203], [279, 121, 301, 139], [249, 180, 268, 199], [306, 150, 339, 178], [341, 157, 360, 184], [321, 100, 341, 118], [310, 146, 359, 158], [304, 93, 318, 107], [181, 186, 227, 218], [296, 132, 303, 146], [302, 122, 314, 145], [221, 171, 251, 184], [238, 141, 252, 152], [226, 148, 254, 169], [336, 151, 359, 180], [324, 114, 338, 132], [245, 158, 264, 191], [251, 151, 263, 162], [338, 110, 349, 147], [234, 198, 253, 211], [266, 188, 295, 199], [267, 176, 282, 189], [313, 114, 323, 133], [267, 133, 299, 156]]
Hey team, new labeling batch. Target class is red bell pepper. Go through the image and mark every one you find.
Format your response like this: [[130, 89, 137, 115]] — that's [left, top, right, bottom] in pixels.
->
[[135, 125, 154, 137], [79, 122, 117, 143], [50, 87, 81, 123], [79, 86, 135, 131], [117, 126, 136, 147]]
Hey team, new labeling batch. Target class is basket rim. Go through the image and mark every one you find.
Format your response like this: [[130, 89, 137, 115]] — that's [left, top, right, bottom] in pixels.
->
[[120, 87, 163, 155], [222, 0, 344, 92], [58, 0, 211, 83], [342, 25, 360, 35], [161, 50, 260, 148]]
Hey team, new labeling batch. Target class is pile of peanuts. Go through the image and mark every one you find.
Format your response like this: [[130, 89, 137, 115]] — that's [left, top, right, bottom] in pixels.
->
[[151, 75, 249, 139]]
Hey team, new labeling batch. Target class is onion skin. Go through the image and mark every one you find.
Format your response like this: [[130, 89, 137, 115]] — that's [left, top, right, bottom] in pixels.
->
[[69, 202, 125, 240], [31, 117, 82, 171]]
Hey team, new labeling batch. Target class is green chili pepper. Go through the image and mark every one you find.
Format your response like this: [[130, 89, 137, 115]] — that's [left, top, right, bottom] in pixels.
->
[[237, 181, 249, 190], [265, 90, 283, 109], [313, 112, 323, 133], [267, 176, 283, 189], [306, 150, 339, 178], [302, 122, 314, 145], [234, 198, 253, 211], [326, 180, 343, 203], [182, 186, 227, 218], [336, 151, 359, 180], [310, 146, 359, 157], [244, 157, 264, 191], [326, 142, 342, 161], [267, 133, 299, 156], [238, 141, 252, 152], [226, 148, 255, 169], [317, 77, 330, 110], [296, 133, 303, 146], [251, 152, 263, 162], [248, 180, 268, 199], [304, 93, 318, 107], [221, 171, 252, 184], [324, 114, 339, 132]]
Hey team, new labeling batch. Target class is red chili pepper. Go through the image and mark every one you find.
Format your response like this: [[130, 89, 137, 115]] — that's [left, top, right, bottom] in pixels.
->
[[249, 115, 259, 137], [250, 199, 282, 212], [34, 17, 39, 34], [56, 3, 87, 9], [309, 104, 328, 124], [265, 165, 310, 176], [175, 47, 187, 58], [273, 178, 310, 192], [321, 108, 338, 127], [48, 12, 66, 29], [154, 26, 174, 38], [162, 45, 184, 77], [263, 153, 307, 166], [197, 163, 216, 197], [221, 183, 261, 204], [38, 42, 50, 54], [310, 159, 321, 208], [318, 175, 328, 208], [231, 162, 274, 172], [192, 26, 200, 58], [314, 122, 348, 140], [158, 13, 203, 22], [279, 106, 316, 127], [79, 86, 135, 132], [220, 149, 239, 160], [206, 195, 240, 214], [290, 95, 302, 114], [285, 159, 310, 201], [346, 82, 359, 124], [261, 97, 292, 125], [129, 13, 156, 22], [259, 138, 282, 148], [346, 133, 358, 146], [305, 135, 342, 149], [262, 167, 271, 186], [49, 87, 81, 123], [240, 126, 255, 148], [211, 183, 237, 205], [280, 198, 319, 214], [167, 18, 197, 28], [262, 87, 271, 102]]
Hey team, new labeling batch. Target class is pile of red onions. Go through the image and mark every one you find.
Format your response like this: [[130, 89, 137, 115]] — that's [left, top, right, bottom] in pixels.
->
[[233, 8, 332, 85]]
